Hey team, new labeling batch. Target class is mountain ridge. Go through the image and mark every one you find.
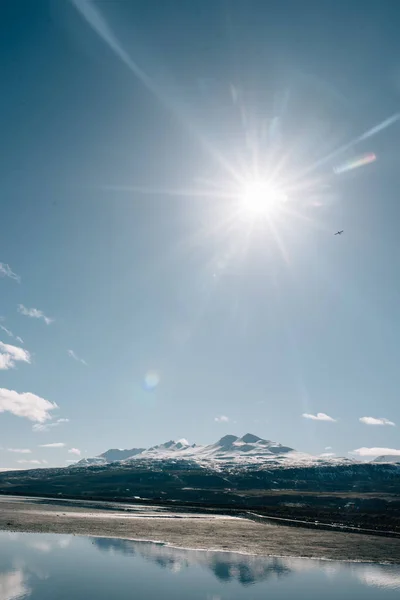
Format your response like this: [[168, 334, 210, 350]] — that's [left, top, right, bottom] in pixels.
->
[[371, 455, 400, 464], [75, 433, 349, 468], [76, 433, 398, 469], [0, 432, 399, 529]]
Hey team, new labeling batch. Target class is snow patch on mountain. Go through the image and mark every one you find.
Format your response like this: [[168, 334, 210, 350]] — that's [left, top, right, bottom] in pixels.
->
[[371, 455, 400, 464], [75, 433, 353, 468], [100, 448, 145, 462]]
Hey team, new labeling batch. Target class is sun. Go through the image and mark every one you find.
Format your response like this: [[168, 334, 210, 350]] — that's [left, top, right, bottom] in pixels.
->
[[240, 180, 287, 217]]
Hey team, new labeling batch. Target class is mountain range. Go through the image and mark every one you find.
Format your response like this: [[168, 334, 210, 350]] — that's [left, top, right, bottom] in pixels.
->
[[371, 455, 400, 464], [0, 432, 399, 530], [75, 433, 328, 468], [74, 432, 394, 468]]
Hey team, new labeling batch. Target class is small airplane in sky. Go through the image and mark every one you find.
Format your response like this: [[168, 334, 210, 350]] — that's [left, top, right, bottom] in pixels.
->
[[334, 230, 344, 235]]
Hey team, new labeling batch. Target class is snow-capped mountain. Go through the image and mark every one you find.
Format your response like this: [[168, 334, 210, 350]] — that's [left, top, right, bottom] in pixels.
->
[[100, 448, 145, 462], [371, 455, 400, 464], [77, 447, 146, 466], [75, 433, 349, 468], [2, 434, 399, 508]]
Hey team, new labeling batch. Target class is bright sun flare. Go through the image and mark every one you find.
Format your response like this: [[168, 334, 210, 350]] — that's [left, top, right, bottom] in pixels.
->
[[241, 180, 287, 217]]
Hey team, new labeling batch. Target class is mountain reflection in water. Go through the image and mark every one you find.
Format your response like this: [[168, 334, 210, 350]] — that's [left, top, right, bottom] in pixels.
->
[[93, 537, 291, 585], [0, 531, 398, 600], [92, 537, 400, 590]]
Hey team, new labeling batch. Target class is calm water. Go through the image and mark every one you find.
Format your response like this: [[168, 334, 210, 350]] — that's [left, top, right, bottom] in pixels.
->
[[0, 531, 399, 599]]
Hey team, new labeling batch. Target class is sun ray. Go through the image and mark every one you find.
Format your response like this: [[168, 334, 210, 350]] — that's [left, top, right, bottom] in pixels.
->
[[70, 0, 241, 183], [99, 184, 237, 200], [296, 113, 399, 179]]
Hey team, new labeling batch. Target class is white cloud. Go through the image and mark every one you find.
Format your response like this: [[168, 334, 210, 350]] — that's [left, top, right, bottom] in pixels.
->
[[66, 459, 78, 464], [325, 446, 332, 450], [33, 417, 69, 432], [0, 570, 29, 600], [17, 304, 54, 325], [214, 415, 229, 423], [0, 262, 20, 283], [0, 388, 58, 422], [67, 349, 87, 365], [68, 448, 81, 456], [0, 355, 12, 370], [320, 452, 336, 458], [351, 447, 400, 457], [39, 442, 65, 448], [29, 541, 52, 553], [0, 342, 30, 370], [359, 416, 396, 426], [302, 412, 336, 422], [357, 565, 400, 589], [16, 459, 41, 465], [7, 448, 31, 454]]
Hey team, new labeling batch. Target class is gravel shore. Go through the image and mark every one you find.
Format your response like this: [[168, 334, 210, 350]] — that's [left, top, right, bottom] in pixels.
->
[[1, 496, 400, 563]]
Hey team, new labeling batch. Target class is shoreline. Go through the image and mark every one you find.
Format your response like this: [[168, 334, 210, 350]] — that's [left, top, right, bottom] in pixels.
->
[[1, 496, 400, 564], [67, 533, 400, 565]]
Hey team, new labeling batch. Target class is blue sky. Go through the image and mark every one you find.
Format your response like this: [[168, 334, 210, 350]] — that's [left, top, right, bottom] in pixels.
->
[[1, 0, 400, 469]]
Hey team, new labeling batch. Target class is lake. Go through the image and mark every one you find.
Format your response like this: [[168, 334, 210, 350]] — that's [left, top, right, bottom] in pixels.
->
[[0, 531, 399, 599]]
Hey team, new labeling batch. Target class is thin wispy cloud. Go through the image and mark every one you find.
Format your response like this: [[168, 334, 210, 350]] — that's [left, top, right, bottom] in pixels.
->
[[33, 418, 69, 433], [351, 447, 400, 457], [0, 324, 13, 337], [325, 446, 333, 450], [16, 459, 42, 465], [0, 342, 30, 370], [0, 262, 20, 283], [17, 304, 54, 325], [0, 388, 58, 422], [7, 448, 31, 454], [302, 412, 336, 422], [66, 459, 78, 464], [39, 442, 65, 448], [359, 416, 395, 426], [68, 448, 81, 456], [320, 452, 336, 458], [214, 415, 229, 423], [67, 349, 87, 366], [0, 322, 24, 344]]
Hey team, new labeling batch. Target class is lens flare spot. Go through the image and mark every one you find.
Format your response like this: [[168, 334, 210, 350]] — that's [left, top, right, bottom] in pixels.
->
[[333, 152, 376, 175], [144, 370, 160, 390]]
